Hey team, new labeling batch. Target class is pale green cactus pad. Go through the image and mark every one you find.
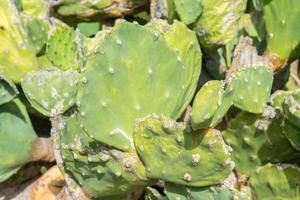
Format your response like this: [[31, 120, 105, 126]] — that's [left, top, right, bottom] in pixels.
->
[[263, 0, 300, 60], [133, 114, 233, 187], [77, 21, 201, 151], [165, 183, 250, 200], [0, 99, 37, 182], [173, 0, 202, 25], [227, 66, 273, 113], [60, 113, 150, 199], [193, 0, 247, 47], [191, 80, 224, 129], [46, 25, 83, 70], [0, 74, 18, 106], [223, 111, 300, 177], [21, 69, 79, 117], [0, 0, 39, 82], [249, 164, 300, 200]]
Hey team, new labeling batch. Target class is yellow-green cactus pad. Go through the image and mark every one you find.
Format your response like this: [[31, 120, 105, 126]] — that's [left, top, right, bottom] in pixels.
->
[[0, 0, 39, 82], [21, 69, 79, 117], [193, 0, 247, 47], [0, 99, 37, 182], [191, 80, 225, 129], [249, 163, 300, 200], [77, 21, 201, 151], [46, 25, 83, 70], [133, 114, 233, 187]]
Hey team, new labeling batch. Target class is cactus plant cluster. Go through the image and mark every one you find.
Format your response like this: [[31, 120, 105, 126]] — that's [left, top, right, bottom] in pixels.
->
[[0, 0, 300, 199]]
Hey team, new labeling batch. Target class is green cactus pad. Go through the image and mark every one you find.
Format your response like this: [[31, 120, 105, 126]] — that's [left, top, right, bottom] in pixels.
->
[[227, 66, 273, 113], [46, 25, 82, 70], [0, 74, 18, 106], [60, 113, 150, 199], [223, 112, 300, 177], [0, 0, 39, 82], [249, 163, 300, 200], [21, 69, 79, 117], [282, 122, 300, 152], [147, 20, 202, 111], [165, 183, 250, 200], [24, 17, 49, 54], [144, 187, 166, 200], [173, 0, 202, 25], [191, 80, 224, 129], [269, 90, 293, 111], [77, 21, 201, 151], [133, 114, 233, 187], [0, 99, 37, 182], [282, 96, 300, 129], [193, 0, 247, 47], [263, 0, 300, 60]]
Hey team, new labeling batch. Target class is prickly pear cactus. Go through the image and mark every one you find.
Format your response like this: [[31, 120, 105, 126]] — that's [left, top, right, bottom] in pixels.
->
[[133, 114, 233, 187], [227, 66, 273, 113], [0, 0, 39, 82], [46, 25, 83, 70], [0, 74, 18, 106], [0, 99, 37, 182], [59, 112, 150, 199], [223, 111, 300, 177], [249, 164, 300, 200], [263, 0, 300, 60], [193, 0, 247, 47], [21, 69, 79, 117], [164, 183, 250, 200], [76, 20, 201, 151], [172, 0, 202, 25]]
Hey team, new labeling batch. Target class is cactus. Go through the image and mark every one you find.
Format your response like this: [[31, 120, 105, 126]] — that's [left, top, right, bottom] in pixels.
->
[[0, 74, 18, 106], [193, 0, 247, 47], [263, 0, 300, 61], [223, 111, 300, 177], [0, 99, 37, 182], [76, 20, 201, 151], [227, 66, 273, 113], [249, 163, 300, 200], [59, 112, 150, 199], [172, 0, 201, 25], [21, 69, 79, 117], [46, 25, 84, 70], [164, 183, 250, 200], [133, 115, 233, 187], [0, 0, 39, 82]]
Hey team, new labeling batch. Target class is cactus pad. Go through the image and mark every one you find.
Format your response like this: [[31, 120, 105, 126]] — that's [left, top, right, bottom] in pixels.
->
[[133, 114, 233, 187], [77, 21, 201, 151], [0, 74, 18, 105], [165, 183, 250, 200], [249, 163, 300, 200], [173, 0, 202, 25], [0, 99, 37, 182], [191, 80, 224, 129], [46, 25, 82, 70], [223, 112, 300, 177], [59, 113, 150, 199], [0, 0, 39, 82], [21, 69, 79, 117], [227, 66, 273, 113], [263, 0, 300, 60]]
